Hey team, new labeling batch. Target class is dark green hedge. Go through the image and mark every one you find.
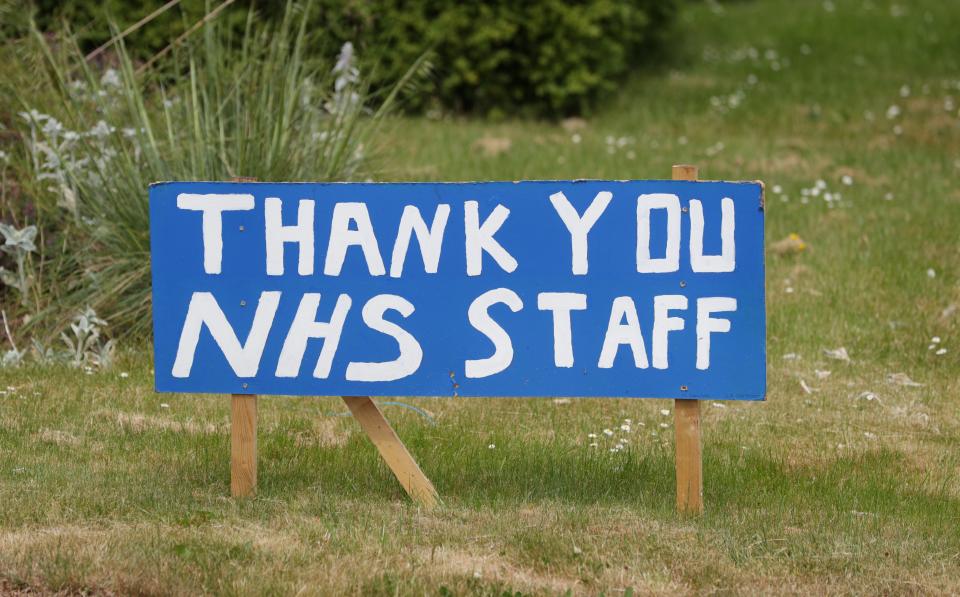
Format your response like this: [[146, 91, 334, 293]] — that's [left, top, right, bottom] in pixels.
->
[[30, 0, 678, 117]]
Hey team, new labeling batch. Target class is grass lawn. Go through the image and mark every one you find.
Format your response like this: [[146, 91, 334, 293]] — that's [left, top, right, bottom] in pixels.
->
[[2, 0, 960, 594]]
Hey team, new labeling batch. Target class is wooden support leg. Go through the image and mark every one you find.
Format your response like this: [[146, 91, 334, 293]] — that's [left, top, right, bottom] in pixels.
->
[[672, 163, 703, 515], [231, 394, 258, 497], [342, 396, 439, 509], [674, 398, 703, 514]]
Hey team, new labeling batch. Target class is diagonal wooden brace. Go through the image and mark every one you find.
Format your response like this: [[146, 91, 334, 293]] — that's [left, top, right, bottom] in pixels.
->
[[342, 396, 440, 509]]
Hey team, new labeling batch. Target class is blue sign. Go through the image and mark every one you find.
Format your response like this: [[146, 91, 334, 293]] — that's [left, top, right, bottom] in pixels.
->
[[150, 180, 765, 399]]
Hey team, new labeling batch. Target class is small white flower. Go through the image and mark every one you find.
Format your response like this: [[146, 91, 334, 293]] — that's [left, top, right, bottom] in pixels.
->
[[603, 429, 614, 437], [587, 433, 597, 439], [571, 133, 582, 144], [624, 418, 632, 424], [160, 403, 170, 409], [886, 105, 901, 119], [488, 444, 496, 449], [101, 68, 121, 88], [588, 442, 598, 448], [893, 125, 903, 135], [711, 402, 726, 408], [659, 423, 669, 429], [927, 268, 936, 278], [620, 424, 631, 432], [935, 348, 948, 356], [899, 85, 910, 98], [88, 120, 115, 137], [884, 192, 894, 201], [932, 336, 941, 344], [119, 372, 129, 378], [841, 175, 853, 186], [823, 347, 850, 362], [864, 431, 877, 439], [660, 409, 670, 416]]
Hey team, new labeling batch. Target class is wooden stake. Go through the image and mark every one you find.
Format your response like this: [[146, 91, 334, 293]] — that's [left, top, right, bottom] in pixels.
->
[[672, 163, 704, 515], [231, 394, 257, 497], [229, 176, 259, 499], [342, 396, 440, 509], [674, 398, 702, 514]]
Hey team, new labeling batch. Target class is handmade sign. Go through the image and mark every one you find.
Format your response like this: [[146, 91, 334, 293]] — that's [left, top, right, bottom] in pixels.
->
[[150, 179, 765, 400]]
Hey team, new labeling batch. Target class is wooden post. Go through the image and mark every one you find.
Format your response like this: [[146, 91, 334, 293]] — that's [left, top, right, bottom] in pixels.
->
[[342, 396, 440, 509], [673, 164, 704, 515], [231, 394, 257, 497], [230, 176, 259, 498]]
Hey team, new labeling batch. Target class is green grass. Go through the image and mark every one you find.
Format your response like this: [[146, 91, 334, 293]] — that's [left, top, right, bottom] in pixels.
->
[[2, 0, 960, 594]]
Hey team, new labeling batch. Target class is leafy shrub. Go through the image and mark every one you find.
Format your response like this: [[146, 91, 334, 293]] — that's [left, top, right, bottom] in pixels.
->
[[29, 0, 678, 118], [315, 0, 679, 117], [27, 0, 240, 59], [2, 3, 417, 337]]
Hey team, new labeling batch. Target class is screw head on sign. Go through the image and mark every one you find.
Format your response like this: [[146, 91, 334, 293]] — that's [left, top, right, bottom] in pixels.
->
[[240, 300, 247, 306], [239, 225, 245, 231], [679, 281, 687, 288], [680, 385, 688, 391], [682, 206, 689, 213], [242, 383, 249, 389]]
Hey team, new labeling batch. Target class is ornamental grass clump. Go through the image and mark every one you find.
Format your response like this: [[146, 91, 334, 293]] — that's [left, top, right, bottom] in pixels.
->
[[3, 2, 419, 337]]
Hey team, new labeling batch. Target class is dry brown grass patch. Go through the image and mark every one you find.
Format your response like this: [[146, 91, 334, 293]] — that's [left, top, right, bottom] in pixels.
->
[[416, 546, 583, 594], [291, 418, 351, 448], [35, 429, 81, 447], [94, 410, 223, 435]]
